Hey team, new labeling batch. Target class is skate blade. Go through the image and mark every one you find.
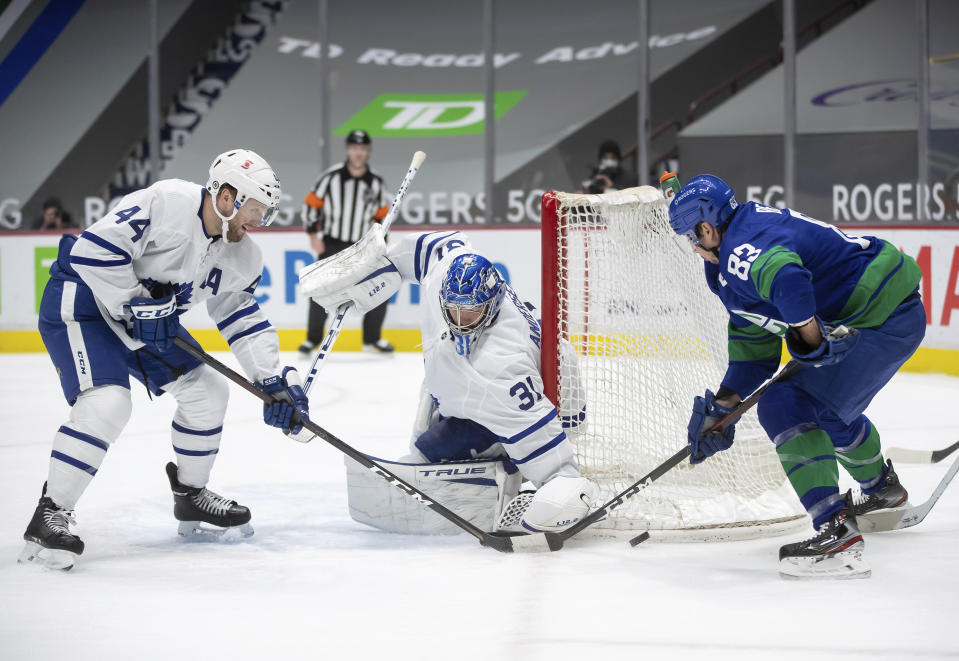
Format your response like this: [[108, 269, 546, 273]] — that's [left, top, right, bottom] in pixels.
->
[[17, 541, 78, 571], [176, 520, 254, 541], [779, 547, 871, 580], [857, 503, 911, 533]]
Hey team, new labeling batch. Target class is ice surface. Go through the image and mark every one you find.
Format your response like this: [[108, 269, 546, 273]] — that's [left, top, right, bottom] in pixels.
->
[[1, 352, 957, 660]]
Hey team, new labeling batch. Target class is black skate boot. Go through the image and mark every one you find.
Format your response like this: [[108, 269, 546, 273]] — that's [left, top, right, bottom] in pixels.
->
[[779, 493, 869, 580], [853, 459, 909, 517], [19, 483, 84, 571], [165, 462, 253, 539]]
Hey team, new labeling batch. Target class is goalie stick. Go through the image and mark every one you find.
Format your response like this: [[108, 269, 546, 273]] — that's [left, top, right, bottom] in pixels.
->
[[885, 439, 959, 465], [171, 336, 557, 553], [856, 453, 959, 533], [301, 150, 427, 395]]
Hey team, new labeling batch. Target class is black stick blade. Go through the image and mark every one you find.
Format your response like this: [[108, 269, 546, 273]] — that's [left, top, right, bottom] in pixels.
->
[[482, 531, 564, 553], [629, 531, 651, 547]]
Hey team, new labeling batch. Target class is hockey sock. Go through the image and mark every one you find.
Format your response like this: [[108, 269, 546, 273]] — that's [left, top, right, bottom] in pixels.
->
[[170, 422, 222, 488], [47, 385, 131, 509], [166, 366, 228, 488], [774, 425, 842, 529], [833, 417, 885, 493]]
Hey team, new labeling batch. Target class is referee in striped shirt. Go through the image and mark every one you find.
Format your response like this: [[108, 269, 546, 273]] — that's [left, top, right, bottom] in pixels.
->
[[299, 129, 394, 354]]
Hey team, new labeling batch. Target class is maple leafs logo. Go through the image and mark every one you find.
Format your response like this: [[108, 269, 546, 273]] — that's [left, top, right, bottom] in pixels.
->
[[173, 282, 194, 309]]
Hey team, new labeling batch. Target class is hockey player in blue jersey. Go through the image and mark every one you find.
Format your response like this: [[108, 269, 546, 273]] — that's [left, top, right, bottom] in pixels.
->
[[669, 174, 924, 578], [19, 150, 310, 570]]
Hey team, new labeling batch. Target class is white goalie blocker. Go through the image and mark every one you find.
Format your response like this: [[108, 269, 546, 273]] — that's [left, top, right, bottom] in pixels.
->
[[298, 223, 401, 314], [345, 455, 523, 535]]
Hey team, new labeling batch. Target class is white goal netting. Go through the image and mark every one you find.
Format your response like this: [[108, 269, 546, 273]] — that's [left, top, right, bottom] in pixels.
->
[[541, 187, 805, 540]]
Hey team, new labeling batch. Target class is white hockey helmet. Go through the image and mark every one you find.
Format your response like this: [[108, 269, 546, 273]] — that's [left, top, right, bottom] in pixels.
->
[[206, 149, 282, 240]]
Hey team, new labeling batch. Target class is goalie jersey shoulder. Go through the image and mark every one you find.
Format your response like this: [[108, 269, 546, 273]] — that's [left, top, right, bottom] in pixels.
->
[[386, 230, 472, 284]]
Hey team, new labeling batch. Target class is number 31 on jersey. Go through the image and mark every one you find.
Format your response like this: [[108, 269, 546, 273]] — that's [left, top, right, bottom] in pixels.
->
[[510, 376, 543, 411]]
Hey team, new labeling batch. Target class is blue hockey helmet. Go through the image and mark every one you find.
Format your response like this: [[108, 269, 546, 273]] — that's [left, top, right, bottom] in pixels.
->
[[668, 174, 739, 246], [439, 254, 505, 356]]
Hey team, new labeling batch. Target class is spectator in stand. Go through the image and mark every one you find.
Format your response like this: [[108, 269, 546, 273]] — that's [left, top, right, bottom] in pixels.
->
[[579, 140, 639, 194], [33, 198, 75, 231]]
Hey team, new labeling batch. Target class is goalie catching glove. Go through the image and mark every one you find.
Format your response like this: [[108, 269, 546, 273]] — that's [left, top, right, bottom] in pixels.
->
[[520, 475, 599, 533], [298, 223, 401, 314], [260, 366, 310, 435]]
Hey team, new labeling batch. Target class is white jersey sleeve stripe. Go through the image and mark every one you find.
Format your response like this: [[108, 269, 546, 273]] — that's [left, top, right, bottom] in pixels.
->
[[511, 431, 568, 465], [499, 408, 558, 444], [412, 232, 431, 282], [226, 320, 272, 345], [412, 231, 458, 282], [70, 232, 133, 267], [421, 232, 460, 278], [215, 303, 260, 332]]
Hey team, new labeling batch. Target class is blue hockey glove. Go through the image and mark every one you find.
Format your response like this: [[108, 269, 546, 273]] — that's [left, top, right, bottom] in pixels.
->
[[128, 294, 178, 352], [260, 366, 310, 434], [786, 318, 860, 368], [687, 389, 736, 465]]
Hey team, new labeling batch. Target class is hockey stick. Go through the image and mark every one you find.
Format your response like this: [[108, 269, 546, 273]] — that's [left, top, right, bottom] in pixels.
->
[[857, 453, 959, 532], [885, 440, 959, 465], [301, 150, 427, 395], [172, 336, 552, 553]]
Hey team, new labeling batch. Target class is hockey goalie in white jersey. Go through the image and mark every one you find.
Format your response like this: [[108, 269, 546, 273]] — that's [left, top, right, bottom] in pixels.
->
[[20, 150, 310, 570], [301, 226, 597, 535]]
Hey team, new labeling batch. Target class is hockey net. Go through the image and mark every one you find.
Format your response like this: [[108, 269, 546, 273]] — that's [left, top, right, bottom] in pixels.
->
[[541, 187, 806, 540]]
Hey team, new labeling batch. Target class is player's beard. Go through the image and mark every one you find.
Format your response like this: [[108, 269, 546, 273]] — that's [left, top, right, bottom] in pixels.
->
[[226, 220, 246, 243]]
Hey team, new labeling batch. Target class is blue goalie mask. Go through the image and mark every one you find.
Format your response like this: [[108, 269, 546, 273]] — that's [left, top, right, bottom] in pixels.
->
[[439, 254, 505, 356], [668, 174, 738, 246]]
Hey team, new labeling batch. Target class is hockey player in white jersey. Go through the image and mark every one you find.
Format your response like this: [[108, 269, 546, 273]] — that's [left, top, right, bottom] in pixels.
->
[[301, 226, 596, 534], [20, 150, 310, 570]]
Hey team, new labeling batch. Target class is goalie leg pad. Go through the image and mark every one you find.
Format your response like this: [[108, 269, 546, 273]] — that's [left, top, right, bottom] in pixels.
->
[[520, 475, 599, 533], [409, 380, 440, 445], [345, 456, 521, 535]]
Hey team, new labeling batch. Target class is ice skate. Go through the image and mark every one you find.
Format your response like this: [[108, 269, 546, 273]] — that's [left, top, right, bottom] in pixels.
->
[[362, 338, 395, 354], [852, 460, 909, 533], [165, 463, 253, 540], [779, 495, 869, 580], [19, 484, 84, 571]]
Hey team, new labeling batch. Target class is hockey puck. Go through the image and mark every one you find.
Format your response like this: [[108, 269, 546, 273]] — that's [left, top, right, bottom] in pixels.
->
[[628, 531, 650, 547]]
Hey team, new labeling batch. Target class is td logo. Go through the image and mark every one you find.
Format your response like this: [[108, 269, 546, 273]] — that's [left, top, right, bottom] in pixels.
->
[[335, 91, 526, 137]]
